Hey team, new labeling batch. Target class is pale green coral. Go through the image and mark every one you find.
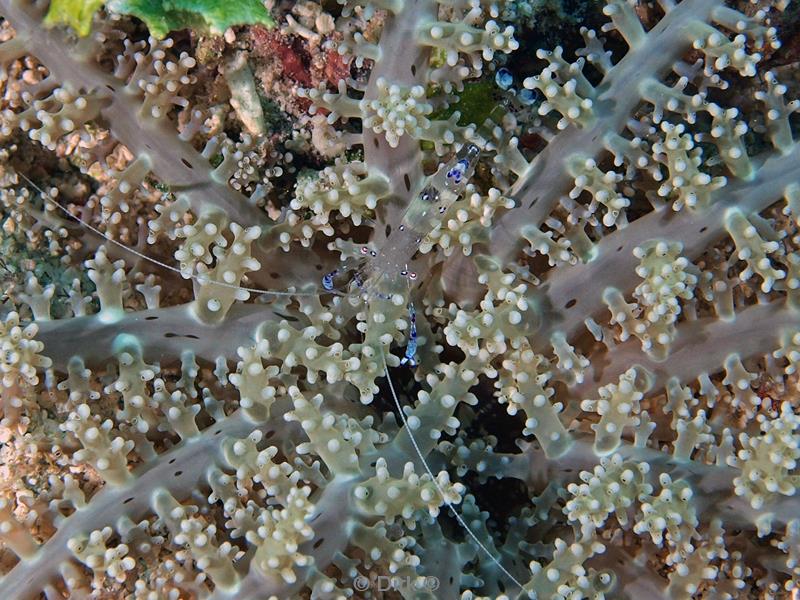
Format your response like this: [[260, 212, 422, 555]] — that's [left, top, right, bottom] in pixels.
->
[[733, 402, 800, 510], [3, 0, 800, 598]]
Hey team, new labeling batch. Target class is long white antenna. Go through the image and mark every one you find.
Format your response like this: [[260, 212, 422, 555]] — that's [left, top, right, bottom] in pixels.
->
[[379, 346, 525, 592], [16, 171, 343, 299], [19, 168, 524, 591]]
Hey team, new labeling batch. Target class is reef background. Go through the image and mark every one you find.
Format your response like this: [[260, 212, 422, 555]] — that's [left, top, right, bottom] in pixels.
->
[[2, 0, 800, 598]]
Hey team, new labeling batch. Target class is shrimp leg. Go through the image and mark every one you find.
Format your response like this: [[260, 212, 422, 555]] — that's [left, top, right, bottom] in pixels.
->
[[400, 302, 419, 367]]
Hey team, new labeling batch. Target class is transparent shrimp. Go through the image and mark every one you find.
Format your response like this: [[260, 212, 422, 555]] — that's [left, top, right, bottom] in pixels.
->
[[327, 143, 481, 301], [317, 145, 480, 368]]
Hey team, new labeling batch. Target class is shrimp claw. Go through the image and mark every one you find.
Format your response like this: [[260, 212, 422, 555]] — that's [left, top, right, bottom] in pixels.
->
[[400, 303, 419, 367], [322, 269, 339, 291]]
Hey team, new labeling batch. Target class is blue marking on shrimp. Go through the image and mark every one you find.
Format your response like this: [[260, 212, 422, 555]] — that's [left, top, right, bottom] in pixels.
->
[[400, 341, 418, 367], [400, 303, 419, 367], [446, 159, 469, 185], [322, 269, 338, 291]]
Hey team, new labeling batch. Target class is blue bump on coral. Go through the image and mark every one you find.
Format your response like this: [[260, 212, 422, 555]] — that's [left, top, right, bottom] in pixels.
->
[[496, 66, 514, 90]]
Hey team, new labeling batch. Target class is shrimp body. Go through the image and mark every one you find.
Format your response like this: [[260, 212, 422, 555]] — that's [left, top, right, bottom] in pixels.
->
[[356, 144, 481, 299], [398, 143, 480, 234], [321, 144, 480, 300]]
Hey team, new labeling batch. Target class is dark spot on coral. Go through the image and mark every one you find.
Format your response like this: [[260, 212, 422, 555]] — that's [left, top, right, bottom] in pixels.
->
[[123, 497, 134, 504], [106, 85, 116, 92], [449, 577, 454, 585], [174, 471, 183, 477], [181, 158, 193, 169], [270, 272, 280, 279], [265, 430, 275, 439], [169, 458, 176, 464], [309, 513, 321, 523], [145, 316, 158, 320], [313, 538, 325, 549], [373, 137, 379, 149], [385, 225, 391, 237], [404, 173, 411, 192], [185, 334, 199, 340], [411, 64, 416, 76], [315, 264, 323, 271], [616, 245, 623, 252], [164, 332, 178, 338], [528, 196, 539, 208], [699, 226, 707, 233], [274, 312, 299, 322], [565, 298, 577, 309], [214, 429, 222, 435]]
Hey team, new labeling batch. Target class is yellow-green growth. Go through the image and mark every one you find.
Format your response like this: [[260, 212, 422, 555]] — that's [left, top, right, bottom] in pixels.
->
[[45, 0, 276, 38], [44, 0, 104, 36], [110, 0, 276, 38], [430, 81, 503, 127]]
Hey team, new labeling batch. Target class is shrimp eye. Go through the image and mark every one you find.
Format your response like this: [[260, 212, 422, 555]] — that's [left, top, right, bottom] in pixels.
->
[[399, 225, 405, 231], [439, 206, 446, 214], [370, 250, 377, 257], [400, 270, 408, 277], [409, 272, 417, 280], [421, 192, 430, 202], [360, 246, 369, 255]]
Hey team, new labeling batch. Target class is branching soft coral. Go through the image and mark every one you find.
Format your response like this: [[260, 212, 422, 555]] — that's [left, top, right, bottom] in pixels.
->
[[1, 0, 800, 599]]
